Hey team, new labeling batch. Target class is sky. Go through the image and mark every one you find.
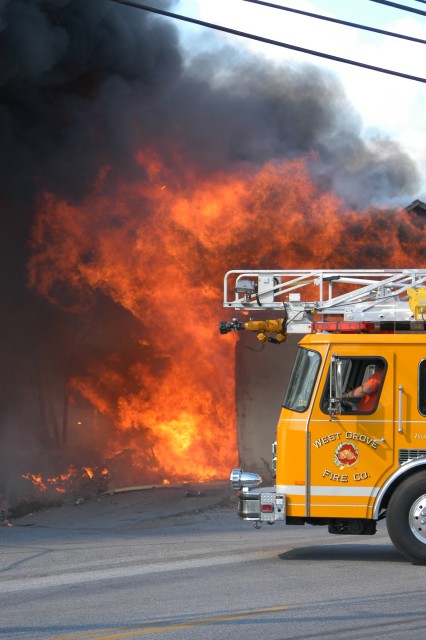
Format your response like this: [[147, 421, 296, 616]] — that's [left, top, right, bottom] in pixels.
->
[[175, 0, 426, 201]]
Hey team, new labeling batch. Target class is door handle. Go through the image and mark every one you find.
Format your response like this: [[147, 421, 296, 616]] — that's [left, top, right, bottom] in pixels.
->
[[398, 385, 403, 434]]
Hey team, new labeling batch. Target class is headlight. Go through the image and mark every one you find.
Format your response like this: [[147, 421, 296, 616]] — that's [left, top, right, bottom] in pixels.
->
[[230, 468, 262, 491]]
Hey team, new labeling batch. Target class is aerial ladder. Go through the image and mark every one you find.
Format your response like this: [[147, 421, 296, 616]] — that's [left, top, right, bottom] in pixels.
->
[[220, 268, 426, 340]]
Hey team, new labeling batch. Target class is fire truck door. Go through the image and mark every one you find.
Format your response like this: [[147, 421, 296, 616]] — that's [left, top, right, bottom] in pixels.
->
[[307, 350, 395, 519]]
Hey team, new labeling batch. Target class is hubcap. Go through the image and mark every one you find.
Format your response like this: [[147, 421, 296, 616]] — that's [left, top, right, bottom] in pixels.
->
[[409, 494, 426, 543]]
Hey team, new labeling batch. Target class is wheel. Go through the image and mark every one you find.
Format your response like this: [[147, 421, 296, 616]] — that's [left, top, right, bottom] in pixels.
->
[[387, 471, 426, 564]]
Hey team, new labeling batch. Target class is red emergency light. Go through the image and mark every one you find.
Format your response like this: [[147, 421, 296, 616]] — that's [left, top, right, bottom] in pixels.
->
[[313, 321, 376, 333]]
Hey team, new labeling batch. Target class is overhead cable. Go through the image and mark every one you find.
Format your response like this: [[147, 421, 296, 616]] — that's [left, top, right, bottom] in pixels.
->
[[243, 0, 426, 46], [368, 0, 426, 16], [108, 0, 426, 84]]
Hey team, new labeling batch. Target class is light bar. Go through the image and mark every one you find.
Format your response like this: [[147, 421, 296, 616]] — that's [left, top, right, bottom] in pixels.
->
[[313, 321, 376, 333]]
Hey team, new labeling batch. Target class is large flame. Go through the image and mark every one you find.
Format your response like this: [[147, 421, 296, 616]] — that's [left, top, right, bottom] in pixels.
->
[[25, 153, 425, 491]]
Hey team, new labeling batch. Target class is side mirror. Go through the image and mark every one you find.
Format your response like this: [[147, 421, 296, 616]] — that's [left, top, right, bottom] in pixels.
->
[[328, 355, 343, 417]]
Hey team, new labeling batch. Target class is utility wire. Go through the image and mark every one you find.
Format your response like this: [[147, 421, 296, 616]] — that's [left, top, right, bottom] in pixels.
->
[[108, 0, 426, 84], [243, 0, 426, 46], [368, 0, 426, 16]]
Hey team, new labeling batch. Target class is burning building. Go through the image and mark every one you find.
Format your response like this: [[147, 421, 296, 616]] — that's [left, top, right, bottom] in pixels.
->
[[0, 0, 424, 506]]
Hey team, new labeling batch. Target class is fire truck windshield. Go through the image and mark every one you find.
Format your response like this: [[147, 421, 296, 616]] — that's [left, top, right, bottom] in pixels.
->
[[283, 348, 321, 412]]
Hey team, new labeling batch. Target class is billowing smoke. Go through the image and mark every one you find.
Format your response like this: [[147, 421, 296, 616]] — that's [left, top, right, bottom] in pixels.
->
[[0, 0, 421, 507], [0, 1, 418, 203]]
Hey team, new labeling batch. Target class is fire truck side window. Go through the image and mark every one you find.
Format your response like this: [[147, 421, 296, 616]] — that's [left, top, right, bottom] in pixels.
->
[[283, 348, 321, 413], [418, 360, 426, 416], [320, 357, 386, 414]]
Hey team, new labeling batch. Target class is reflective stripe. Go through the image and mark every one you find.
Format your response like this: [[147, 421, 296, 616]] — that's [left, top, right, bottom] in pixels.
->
[[308, 419, 394, 425], [276, 484, 379, 497]]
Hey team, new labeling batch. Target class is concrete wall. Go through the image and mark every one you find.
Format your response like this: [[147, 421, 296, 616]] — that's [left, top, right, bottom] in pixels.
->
[[235, 334, 300, 480]]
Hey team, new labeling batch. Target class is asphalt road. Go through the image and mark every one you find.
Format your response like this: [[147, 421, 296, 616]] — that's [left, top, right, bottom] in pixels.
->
[[2, 483, 426, 640]]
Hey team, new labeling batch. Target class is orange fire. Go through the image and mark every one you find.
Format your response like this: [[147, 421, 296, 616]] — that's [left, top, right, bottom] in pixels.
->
[[21, 474, 48, 492], [26, 152, 425, 489], [22, 465, 109, 495]]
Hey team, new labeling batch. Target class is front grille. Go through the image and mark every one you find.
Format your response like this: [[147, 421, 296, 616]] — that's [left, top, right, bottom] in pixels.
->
[[399, 449, 426, 465]]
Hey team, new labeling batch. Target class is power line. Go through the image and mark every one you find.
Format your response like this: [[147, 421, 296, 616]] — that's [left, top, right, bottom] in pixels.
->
[[108, 0, 426, 84], [368, 0, 426, 16], [243, 0, 426, 46]]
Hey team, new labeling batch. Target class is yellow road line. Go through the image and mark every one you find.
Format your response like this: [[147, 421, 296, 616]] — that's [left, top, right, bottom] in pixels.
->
[[47, 604, 295, 640]]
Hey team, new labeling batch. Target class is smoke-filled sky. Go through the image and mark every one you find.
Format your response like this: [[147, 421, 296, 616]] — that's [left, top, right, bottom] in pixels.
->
[[1, 0, 425, 504], [0, 0, 422, 208], [176, 0, 426, 201]]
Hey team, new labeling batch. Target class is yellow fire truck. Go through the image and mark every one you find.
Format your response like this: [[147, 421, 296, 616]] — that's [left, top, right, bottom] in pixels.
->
[[221, 269, 426, 563]]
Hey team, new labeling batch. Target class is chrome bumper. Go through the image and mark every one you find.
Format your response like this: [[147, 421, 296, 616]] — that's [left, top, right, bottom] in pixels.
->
[[237, 487, 285, 524], [230, 468, 285, 524]]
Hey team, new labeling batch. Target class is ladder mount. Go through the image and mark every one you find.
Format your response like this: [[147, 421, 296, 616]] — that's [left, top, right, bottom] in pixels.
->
[[223, 269, 426, 333]]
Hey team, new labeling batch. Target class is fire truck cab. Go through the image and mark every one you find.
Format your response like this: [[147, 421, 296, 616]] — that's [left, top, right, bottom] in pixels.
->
[[222, 269, 426, 563]]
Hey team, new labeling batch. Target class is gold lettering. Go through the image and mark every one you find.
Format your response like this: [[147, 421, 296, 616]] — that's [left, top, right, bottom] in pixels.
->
[[322, 469, 349, 483], [346, 432, 380, 450], [354, 471, 370, 481], [313, 432, 342, 448]]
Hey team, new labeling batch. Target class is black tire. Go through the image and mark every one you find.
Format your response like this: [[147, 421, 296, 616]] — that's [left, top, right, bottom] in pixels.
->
[[387, 471, 426, 564]]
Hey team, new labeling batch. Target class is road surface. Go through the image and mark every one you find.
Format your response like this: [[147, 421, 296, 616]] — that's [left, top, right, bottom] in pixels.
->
[[2, 484, 426, 640]]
